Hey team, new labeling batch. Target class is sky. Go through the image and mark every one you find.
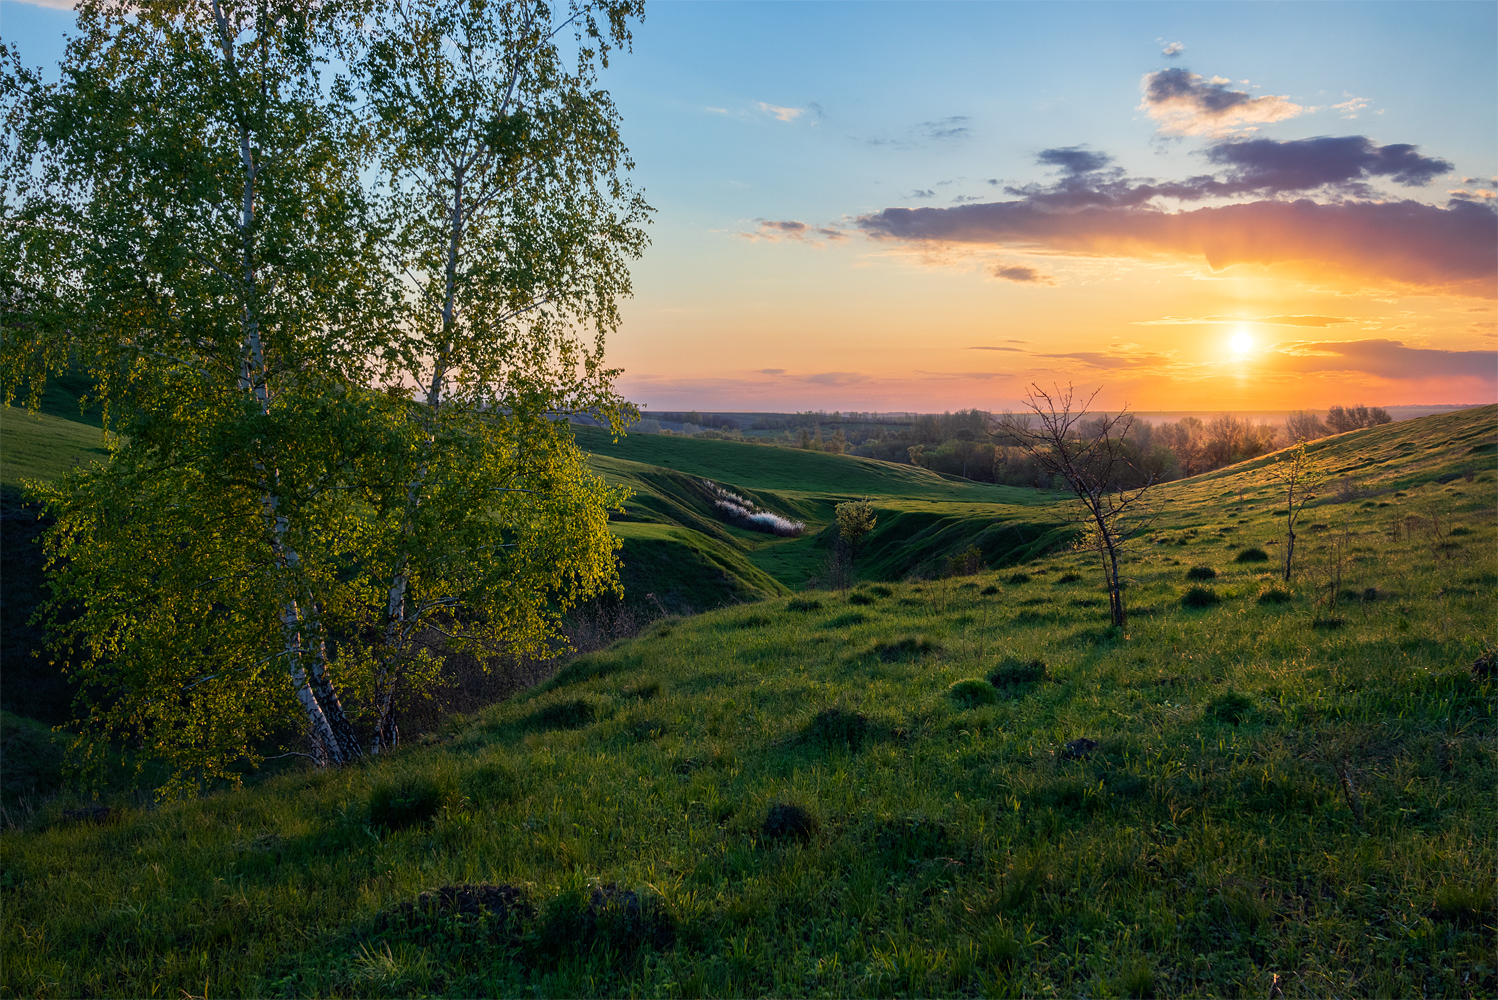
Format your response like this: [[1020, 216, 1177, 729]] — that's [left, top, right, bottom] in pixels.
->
[[4, 0, 1496, 413]]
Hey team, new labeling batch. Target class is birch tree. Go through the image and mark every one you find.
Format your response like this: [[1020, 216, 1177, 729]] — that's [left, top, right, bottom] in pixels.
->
[[998, 385, 1155, 628], [1, 0, 645, 788], [354, 0, 648, 750], [1265, 439, 1323, 582]]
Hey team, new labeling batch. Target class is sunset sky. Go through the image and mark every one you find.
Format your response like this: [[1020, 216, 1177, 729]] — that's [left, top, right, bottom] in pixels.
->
[[5, 0, 1495, 412]]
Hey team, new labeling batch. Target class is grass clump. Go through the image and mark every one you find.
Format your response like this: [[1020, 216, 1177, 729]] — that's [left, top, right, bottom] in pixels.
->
[[1204, 690, 1254, 726], [526, 694, 612, 731], [1312, 616, 1345, 630], [369, 777, 444, 833], [847, 590, 875, 605], [1055, 572, 1082, 584], [1431, 882, 1494, 925], [1180, 585, 1221, 609], [1234, 547, 1270, 563], [989, 657, 1048, 687], [761, 803, 817, 841], [1257, 587, 1293, 605], [801, 707, 874, 751], [786, 597, 822, 612], [1006, 572, 1031, 585], [1185, 565, 1218, 581], [871, 636, 941, 662], [948, 678, 1000, 708]]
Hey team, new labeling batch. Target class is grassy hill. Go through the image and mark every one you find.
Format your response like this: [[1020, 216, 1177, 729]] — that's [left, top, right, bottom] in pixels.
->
[[2, 406, 1493, 998]]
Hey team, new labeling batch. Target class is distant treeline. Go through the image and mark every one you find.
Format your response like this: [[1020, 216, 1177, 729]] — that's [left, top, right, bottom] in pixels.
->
[[661, 405, 1393, 487]]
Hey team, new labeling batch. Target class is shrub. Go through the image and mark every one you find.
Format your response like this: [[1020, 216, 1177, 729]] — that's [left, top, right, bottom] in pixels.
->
[[1181, 586, 1220, 608], [948, 678, 1000, 708], [786, 598, 822, 612], [848, 591, 875, 605], [989, 658, 1048, 687], [370, 777, 444, 832], [1006, 572, 1031, 585], [1185, 565, 1217, 581], [526, 696, 612, 731], [1235, 547, 1270, 563], [803, 708, 871, 751], [870, 585, 894, 598], [944, 546, 983, 577], [762, 803, 817, 840], [1257, 587, 1293, 605], [1055, 572, 1082, 584], [980, 584, 1000, 595]]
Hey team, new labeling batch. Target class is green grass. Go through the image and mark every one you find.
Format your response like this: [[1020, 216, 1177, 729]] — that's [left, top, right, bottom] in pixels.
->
[[0, 406, 113, 488], [2, 406, 1494, 998]]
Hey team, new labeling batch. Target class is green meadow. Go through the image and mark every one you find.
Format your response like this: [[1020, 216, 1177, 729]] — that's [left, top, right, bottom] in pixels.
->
[[0, 405, 1494, 998]]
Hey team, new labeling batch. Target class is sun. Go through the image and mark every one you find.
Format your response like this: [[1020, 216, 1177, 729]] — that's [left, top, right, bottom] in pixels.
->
[[1230, 329, 1254, 355]]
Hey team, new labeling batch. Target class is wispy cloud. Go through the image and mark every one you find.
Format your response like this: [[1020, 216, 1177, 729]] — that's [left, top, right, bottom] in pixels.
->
[[758, 102, 803, 122], [1033, 351, 1170, 369], [991, 264, 1055, 285], [758, 368, 786, 375], [1161, 41, 1185, 57], [968, 346, 1026, 352], [1331, 93, 1372, 119], [1140, 67, 1303, 135], [1263, 339, 1498, 380], [741, 219, 847, 246], [1135, 315, 1353, 327]]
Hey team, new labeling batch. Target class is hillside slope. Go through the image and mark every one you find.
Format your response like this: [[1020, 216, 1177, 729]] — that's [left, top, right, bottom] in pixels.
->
[[3, 406, 1493, 998]]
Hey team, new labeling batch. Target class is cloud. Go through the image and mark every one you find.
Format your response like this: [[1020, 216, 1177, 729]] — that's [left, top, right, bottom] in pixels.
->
[[1204, 136, 1451, 191], [758, 368, 787, 375], [803, 372, 871, 386], [1161, 41, 1185, 57], [1264, 339, 1498, 380], [991, 264, 1055, 285], [6, 0, 74, 8], [1140, 67, 1304, 135], [1033, 351, 1170, 369], [1331, 94, 1371, 119], [704, 106, 728, 115], [857, 148, 1496, 295], [758, 102, 803, 122], [742, 220, 847, 245], [968, 346, 1026, 352], [918, 116, 972, 141], [1135, 314, 1353, 327]]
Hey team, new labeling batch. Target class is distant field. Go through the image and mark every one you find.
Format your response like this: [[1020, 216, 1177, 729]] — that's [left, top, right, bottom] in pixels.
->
[[3, 405, 1493, 998], [573, 423, 1049, 505], [0, 407, 112, 488]]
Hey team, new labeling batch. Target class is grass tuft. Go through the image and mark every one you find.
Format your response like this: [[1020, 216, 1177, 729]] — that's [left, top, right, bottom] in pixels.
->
[[989, 657, 1049, 687], [1180, 585, 1220, 608], [1006, 572, 1032, 585], [786, 598, 822, 612], [1257, 587, 1293, 605], [761, 803, 817, 841], [1185, 565, 1218, 580], [871, 636, 941, 662], [1234, 547, 1270, 563], [948, 678, 1000, 708], [1204, 689, 1254, 726], [369, 777, 444, 833]]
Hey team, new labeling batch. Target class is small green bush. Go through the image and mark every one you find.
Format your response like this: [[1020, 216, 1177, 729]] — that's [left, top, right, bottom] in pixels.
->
[[1181, 586, 1220, 608], [1432, 882, 1494, 925], [526, 696, 612, 731], [872, 637, 941, 662], [803, 708, 872, 751], [948, 678, 1000, 708], [1234, 547, 1270, 563], [1006, 572, 1031, 585], [1257, 587, 1293, 605], [1185, 565, 1217, 581], [786, 598, 822, 612], [1312, 616, 1345, 630], [848, 591, 875, 605], [370, 777, 444, 833], [762, 803, 817, 840], [1055, 572, 1082, 584], [870, 585, 894, 597], [980, 584, 1000, 595]]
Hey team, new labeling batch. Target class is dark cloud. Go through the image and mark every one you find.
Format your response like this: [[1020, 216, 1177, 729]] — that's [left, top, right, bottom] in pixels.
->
[[1205, 136, 1452, 191], [1265, 339, 1498, 380], [992, 265, 1055, 285], [762, 220, 807, 234], [1038, 146, 1113, 175], [911, 189, 935, 199], [858, 159, 1497, 294], [758, 368, 786, 375], [1141, 67, 1302, 134]]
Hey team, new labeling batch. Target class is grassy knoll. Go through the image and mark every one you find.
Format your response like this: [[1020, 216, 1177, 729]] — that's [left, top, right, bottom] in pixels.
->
[[0, 407, 112, 488], [2, 407, 1493, 998]]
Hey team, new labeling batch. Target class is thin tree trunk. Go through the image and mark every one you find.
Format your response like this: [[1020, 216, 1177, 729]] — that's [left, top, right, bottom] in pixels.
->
[[214, 0, 360, 764]]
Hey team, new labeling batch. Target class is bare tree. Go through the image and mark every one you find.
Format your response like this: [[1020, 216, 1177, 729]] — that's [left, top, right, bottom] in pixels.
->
[[998, 384, 1156, 627], [1265, 439, 1324, 582]]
